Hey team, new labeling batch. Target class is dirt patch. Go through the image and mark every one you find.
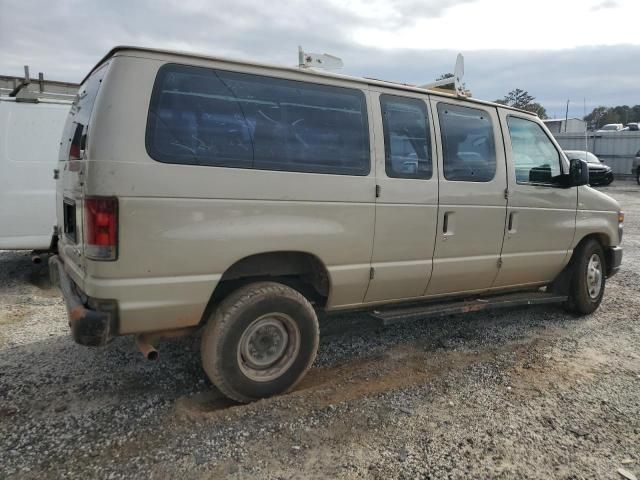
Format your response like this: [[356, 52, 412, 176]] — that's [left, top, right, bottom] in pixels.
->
[[176, 330, 551, 420], [0, 305, 29, 325]]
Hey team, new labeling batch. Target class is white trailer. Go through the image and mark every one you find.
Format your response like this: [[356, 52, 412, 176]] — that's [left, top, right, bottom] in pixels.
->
[[0, 97, 72, 250]]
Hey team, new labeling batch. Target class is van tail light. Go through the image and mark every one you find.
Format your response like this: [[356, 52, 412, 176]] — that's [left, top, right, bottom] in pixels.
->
[[84, 197, 118, 261]]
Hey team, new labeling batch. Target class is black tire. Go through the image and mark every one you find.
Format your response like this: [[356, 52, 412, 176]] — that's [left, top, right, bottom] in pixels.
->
[[636, 167, 640, 185], [565, 239, 606, 315], [201, 281, 319, 403]]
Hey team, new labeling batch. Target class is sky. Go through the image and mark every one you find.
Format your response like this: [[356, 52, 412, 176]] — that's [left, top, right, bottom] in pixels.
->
[[1, 0, 638, 119]]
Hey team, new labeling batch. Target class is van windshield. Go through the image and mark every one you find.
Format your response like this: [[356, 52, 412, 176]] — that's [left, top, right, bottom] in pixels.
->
[[58, 62, 109, 161]]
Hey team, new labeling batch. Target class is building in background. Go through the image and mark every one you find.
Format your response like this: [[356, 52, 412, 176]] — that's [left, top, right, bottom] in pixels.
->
[[552, 131, 640, 176], [543, 118, 587, 134]]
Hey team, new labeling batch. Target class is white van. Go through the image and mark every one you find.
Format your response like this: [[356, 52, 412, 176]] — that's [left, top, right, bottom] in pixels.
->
[[50, 47, 623, 403], [0, 97, 71, 251]]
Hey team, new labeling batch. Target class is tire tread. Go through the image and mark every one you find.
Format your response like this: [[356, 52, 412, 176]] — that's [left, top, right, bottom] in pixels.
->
[[201, 281, 319, 403]]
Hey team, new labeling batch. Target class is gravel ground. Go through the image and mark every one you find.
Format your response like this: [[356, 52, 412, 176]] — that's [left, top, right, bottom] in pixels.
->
[[1, 181, 639, 479]]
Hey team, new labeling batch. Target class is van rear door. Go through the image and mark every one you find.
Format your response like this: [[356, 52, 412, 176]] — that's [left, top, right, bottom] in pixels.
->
[[56, 62, 110, 283]]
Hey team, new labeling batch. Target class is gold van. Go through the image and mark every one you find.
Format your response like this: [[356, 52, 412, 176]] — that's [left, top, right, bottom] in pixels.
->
[[50, 46, 623, 402]]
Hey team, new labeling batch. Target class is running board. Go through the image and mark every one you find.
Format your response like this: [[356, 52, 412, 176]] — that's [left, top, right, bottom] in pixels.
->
[[371, 292, 567, 326]]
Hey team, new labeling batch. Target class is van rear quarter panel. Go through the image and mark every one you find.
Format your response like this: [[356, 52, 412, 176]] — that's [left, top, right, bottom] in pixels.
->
[[84, 54, 376, 333]]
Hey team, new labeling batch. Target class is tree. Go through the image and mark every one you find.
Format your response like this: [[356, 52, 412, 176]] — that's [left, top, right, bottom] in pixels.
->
[[494, 89, 548, 119], [583, 105, 640, 129], [524, 102, 548, 119]]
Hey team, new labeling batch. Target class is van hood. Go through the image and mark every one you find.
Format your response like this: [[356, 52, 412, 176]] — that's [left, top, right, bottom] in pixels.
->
[[578, 185, 620, 212]]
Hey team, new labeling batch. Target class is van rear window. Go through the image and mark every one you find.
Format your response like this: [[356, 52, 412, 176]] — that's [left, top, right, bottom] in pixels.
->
[[146, 64, 370, 176], [59, 62, 109, 161]]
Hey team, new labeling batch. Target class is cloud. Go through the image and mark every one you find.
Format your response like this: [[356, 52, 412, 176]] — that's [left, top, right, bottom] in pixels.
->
[[0, 0, 638, 118], [591, 0, 618, 10]]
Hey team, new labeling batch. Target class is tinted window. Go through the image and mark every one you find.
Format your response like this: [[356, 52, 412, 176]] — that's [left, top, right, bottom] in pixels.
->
[[507, 116, 562, 185], [146, 64, 370, 175], [380, 95, 432, 179], [437, 103, 496, 182]]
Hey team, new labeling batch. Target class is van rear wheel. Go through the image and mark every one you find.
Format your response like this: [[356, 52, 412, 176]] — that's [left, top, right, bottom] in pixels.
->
[[565, 239, 606, 315], [201, 281, 319, 403]]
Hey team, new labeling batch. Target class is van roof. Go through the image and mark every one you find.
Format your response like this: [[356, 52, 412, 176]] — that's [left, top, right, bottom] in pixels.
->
[[85, 45, 537, 117]]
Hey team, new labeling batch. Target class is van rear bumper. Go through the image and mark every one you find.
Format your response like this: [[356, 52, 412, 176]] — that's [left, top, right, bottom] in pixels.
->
[[49, 255, 116, 346]]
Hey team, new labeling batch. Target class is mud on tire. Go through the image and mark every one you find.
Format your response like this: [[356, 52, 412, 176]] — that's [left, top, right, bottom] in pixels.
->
[[201, 281, 319, 403]]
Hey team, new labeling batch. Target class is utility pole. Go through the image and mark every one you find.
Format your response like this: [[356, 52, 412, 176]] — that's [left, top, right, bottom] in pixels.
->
[[564, 100, 570, 133]]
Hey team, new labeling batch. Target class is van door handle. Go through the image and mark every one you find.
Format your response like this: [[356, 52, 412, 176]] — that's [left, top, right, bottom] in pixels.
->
[[443, 212, 454, 236], [508, 212, 518, 234]]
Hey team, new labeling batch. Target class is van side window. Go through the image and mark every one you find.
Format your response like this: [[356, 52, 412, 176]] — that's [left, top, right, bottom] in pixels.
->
[[380, 95, 432, 179], [437, 103, 496, 182], [507, 116, 562, 185], [146, 64, 370, 176]]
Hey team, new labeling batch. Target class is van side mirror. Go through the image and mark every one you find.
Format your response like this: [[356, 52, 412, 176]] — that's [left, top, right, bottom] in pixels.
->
[[569, 158, 589, 187]]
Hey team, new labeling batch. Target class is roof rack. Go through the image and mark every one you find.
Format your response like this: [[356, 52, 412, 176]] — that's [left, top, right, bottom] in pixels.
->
[[0, 65, 78, 102], [297, 47, 468, 97], [420, 53, 466, 97], [298, 46, 343, 70]]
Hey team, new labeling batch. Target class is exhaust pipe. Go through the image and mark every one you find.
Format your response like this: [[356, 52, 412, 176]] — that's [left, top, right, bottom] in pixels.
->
[[134, 327, 198, 361], [135, 334, 159, 361]]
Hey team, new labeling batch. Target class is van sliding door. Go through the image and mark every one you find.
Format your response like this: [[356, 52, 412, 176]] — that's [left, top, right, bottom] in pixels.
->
[[363, 89, 438, 303], [427, 99, 508, 295]]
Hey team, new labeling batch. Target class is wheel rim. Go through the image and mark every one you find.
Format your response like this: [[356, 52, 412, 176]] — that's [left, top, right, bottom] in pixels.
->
[[237, 313, 300, 382], [586, 253, 603, 299]]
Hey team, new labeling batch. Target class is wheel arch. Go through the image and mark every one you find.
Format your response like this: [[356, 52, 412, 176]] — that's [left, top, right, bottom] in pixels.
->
[[200, 251, 332, 323], [553, 232, 611, 295]]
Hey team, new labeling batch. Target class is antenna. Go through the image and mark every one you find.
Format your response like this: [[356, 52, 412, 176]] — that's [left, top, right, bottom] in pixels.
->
[[420, 53, 466, 96], [298, 45, 343, 70]]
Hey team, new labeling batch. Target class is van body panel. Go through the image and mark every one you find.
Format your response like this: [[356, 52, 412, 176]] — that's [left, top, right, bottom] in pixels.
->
[[0, 99, 69, 249], [427, 98, 508, 294], [364, 89, 438, 303], [493, 110, 577, 287], [82, 271, 220, 334], [573, 210, 619, 247], [86, 196, 375, 304], [573, 186, 621, 247]]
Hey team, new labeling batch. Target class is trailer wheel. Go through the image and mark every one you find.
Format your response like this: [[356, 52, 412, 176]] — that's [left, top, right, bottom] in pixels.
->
[[565, 239, 606, 315], [201, 281, 319, 403]]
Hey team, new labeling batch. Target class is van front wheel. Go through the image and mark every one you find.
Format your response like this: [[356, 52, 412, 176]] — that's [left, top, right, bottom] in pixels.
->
[[201, 282, 319, 403], [566, 239, 606, 315]]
